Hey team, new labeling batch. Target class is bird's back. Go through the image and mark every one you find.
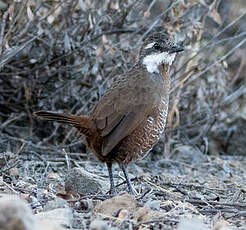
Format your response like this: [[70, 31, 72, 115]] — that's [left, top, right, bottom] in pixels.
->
[[90, 64, 170, 164]]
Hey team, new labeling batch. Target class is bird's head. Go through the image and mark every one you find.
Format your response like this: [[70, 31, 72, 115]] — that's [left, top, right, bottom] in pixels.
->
[[139, 33, 184, 73]]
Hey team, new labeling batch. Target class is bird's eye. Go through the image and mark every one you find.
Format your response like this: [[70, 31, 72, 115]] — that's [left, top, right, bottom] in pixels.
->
[[153, 43, 162, 50]]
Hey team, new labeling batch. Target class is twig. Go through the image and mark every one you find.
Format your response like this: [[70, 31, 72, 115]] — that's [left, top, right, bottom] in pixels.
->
[[184, 37, 246, 87], [186, 199, 246, 209], [141, 178, 182, 199]]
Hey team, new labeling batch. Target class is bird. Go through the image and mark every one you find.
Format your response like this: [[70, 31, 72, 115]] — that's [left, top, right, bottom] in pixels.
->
[[34, 32, 184, 195]]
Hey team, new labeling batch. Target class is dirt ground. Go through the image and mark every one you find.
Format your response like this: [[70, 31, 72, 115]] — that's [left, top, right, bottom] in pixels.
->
[[1, 149, 246, 229]]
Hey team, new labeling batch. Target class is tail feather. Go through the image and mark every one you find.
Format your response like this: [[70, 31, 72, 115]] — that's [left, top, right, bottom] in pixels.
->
[[34, 111, 93, 135], [34, 111, 80, 125]]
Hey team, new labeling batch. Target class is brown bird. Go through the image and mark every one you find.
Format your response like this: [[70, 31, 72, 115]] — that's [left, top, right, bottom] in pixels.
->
[[35, 33, 184, 194]]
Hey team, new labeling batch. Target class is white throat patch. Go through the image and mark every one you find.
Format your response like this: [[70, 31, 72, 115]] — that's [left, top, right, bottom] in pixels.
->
[[142, 52, 176, 73]]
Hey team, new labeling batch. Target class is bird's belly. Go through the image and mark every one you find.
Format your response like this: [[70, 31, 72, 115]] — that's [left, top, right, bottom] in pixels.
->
[[112, 105, 168, 164]]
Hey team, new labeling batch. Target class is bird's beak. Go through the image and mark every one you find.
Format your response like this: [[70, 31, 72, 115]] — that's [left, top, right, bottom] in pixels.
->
[[169, 45, 184, 54]]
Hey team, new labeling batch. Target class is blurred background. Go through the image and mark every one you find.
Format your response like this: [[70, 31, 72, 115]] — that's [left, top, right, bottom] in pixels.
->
[[0, 0, 245, 159]]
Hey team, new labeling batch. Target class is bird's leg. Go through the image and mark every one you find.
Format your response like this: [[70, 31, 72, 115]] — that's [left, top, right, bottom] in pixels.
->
[[119, 163, 137, 195], [106, 162, 116, 194]]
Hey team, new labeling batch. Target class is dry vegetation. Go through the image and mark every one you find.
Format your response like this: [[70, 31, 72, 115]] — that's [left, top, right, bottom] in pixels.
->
[[0, 0, 246, 229]]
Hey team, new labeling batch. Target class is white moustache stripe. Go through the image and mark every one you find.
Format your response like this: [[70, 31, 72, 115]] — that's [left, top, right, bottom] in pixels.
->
[[144, 42, 155, 49]]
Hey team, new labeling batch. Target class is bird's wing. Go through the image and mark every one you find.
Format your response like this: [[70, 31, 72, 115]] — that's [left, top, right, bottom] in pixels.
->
[[92, 72, 156, 156]]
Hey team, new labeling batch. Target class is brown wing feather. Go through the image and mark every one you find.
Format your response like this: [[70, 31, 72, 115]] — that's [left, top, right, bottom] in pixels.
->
[[101, 105, 149, 156], [91, 69, 158, 156]]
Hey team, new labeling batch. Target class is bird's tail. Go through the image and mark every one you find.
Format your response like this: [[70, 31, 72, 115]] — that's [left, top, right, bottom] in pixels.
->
[[34, 111, 93, 136]]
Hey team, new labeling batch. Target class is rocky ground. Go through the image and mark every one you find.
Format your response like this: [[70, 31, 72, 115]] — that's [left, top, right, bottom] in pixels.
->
[[1, 148, 246, 229]]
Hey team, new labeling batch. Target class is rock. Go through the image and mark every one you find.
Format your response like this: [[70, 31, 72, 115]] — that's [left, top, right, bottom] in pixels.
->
[[89, 219, 110, 230], [177, 218, 209, 230], [93, 193, 136, 216], [43, 198, 68, 211], [117, 209, 129, 222], [65, 168, 108, 195], [213, 220, 232, 230], [9, 167, 19, 179], [0, 194, 36, 230], [145, 200, 161, 211], [172, 145, 207, 164], [36, 221, 67, 230], [133, 206, 160, 222], [35, 208, 72, 229], [134, 206, 152, 222], [72, 211, 90, 229]]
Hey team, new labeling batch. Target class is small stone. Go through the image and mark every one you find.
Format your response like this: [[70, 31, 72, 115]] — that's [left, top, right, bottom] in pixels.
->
[[0, 194, 36, 230], [47, 173, 60, 180], [35, 208, 72, 228], [213, 220, 232, 230], [9, 168, 19, 179], [89, 220, 109, 230], [134, 206, 152, 222], [177, 218, 209, 230], [65, 168, 108, 195], [93, 193, 136, 216], [146, 200, 161, 211], [36, 221, 67, 230], [43, 198, 68, 211], [134, 206, 161, 223], [117, 209, 129, 222]]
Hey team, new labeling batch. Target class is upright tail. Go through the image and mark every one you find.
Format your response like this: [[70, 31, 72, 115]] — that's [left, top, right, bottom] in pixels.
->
[[34, 111, 94, 136]]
